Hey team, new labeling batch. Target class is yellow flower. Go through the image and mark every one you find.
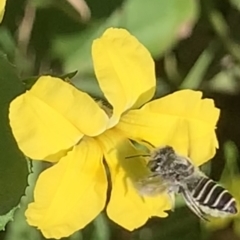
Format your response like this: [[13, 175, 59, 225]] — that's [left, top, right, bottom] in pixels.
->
[[0, 0, 6, 22], [9, 28, 220, 239]]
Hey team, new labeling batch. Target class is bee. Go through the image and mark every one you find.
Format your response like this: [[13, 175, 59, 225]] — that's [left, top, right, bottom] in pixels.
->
[[129, 145, 238, 220]]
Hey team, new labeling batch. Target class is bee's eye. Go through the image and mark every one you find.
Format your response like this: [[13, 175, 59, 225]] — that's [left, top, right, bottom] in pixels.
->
[[147, 160, 159, 172]]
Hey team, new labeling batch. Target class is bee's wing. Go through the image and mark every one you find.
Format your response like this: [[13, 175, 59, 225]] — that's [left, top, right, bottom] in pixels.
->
[[135, 174, 177, 211], [181, 188, 209, 221], [134, 174, 171, 196]]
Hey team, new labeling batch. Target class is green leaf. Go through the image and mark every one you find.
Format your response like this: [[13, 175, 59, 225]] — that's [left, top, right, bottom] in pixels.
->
[[60, 70, 78, 80], [207, 62, 240, 94], [0, 27, 16, 58], [21, 76, 39, 90], [180, 40, 220, 89], [223, 141, 240, 179], [22, 70, 78, 90], [4, 162, 43, 240], [230, 0, 240, 12], [134, 207, 202, 240], [0, 207, 19, 230], [92, 213, 110, 240], [52, 0, 199, 76], [122, 0, 198, 57], [0, 53, 29, 224]]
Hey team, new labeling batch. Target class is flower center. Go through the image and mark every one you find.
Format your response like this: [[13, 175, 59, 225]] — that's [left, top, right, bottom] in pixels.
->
[[96, 98, 113, 118]]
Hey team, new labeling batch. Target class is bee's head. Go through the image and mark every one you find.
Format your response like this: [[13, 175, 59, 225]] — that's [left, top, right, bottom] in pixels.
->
[[147, 146, 193, 176], [147, 146, 175, 172]]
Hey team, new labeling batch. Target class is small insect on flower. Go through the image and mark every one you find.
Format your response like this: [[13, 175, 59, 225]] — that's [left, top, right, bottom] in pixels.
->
[[127, 146, 238, 220]]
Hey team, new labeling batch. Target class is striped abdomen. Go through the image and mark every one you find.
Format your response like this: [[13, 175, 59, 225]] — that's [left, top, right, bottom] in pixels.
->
[[190, 177, 237, 217]]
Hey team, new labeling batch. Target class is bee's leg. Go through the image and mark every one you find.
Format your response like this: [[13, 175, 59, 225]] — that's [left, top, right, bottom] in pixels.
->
[[168, 192, 175, 211], [146, 173, 161, 180], [167, 185, 179, 211], [181, 190, 208, 221]]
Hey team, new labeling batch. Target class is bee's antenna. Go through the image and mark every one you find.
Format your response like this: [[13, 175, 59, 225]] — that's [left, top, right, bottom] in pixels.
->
[[125, 154, 150, 159], [141, 140, 156, 149]]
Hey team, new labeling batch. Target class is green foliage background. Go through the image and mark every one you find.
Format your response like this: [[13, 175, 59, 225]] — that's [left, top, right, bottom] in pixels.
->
[[1, 0, 240, 239]]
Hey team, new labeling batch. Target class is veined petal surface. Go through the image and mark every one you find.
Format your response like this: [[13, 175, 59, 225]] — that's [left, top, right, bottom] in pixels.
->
[[97, 129, 171, 230], [25, 138, 107, 239], [118, 90, 220, 166], [9, 76, 108, 160], [30, 76, 109, 136], [0, 0, 6, 22], [142, 90, 219, 127], [92, 28, 156, 128]]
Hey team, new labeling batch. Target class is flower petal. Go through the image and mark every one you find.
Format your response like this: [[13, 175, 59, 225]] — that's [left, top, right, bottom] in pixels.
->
[[117, 90, 220, 166], [97, 129, 171, 230], [9, 76, 108, 160], [0, 0, 6, 22], [30, 76, 109, 136], [92, 28, 156, 128], [25, 138, 107, 239]]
